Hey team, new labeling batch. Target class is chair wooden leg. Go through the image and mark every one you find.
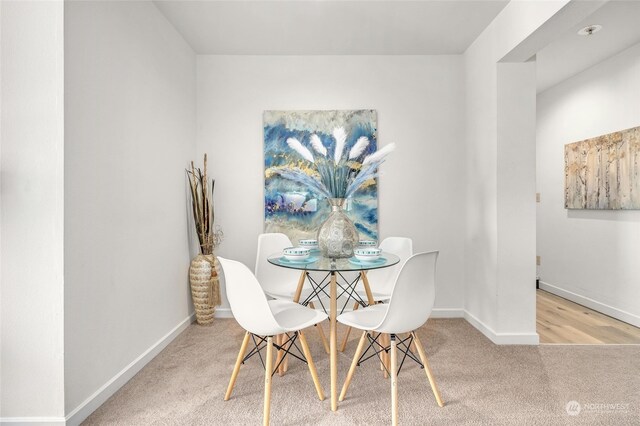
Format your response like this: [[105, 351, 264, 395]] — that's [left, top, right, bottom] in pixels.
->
[[263, 336, 274, 426], [390, 334, 398, 426], [298, 330, 325, 401], [224, 331, 251, 401], [340, 302, 359, 352], [276, 334, 285, 376], [340, 327, 351, 353], [339, 330, 368, 402], [309, 302, 330, 354], [293, 271, 306, 303], [315, 324, 330, 355], [382, 333, 390, 378], [409, 333, 418, 355], [282, 333, 293, 374], [378, 333, 386, 370], [412, 332, 444, 407], [282, 334, 290, 375]]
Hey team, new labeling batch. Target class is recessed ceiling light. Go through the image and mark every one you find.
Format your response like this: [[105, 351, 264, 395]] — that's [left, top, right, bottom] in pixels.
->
[[578, 25, 603, 36]]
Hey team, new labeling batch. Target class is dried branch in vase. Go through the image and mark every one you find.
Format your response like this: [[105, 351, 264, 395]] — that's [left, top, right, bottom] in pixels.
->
[[186, 154, 223, 255]]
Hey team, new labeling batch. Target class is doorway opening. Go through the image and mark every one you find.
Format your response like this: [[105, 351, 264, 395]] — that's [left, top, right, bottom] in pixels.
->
[[535, 0, 640, 345]]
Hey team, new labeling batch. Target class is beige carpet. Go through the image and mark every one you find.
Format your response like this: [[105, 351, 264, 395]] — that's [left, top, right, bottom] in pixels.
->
[[84, 319, 639, 425]]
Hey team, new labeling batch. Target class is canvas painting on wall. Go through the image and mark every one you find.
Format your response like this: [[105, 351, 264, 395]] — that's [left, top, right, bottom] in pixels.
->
[[565, 126, 640, 209], [264, 110, 378, 243]]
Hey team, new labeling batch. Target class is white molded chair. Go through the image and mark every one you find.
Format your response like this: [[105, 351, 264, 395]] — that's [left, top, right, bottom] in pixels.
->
[[362, 237, 413, 301], [255, 233, 330, 354], [219, 257, 328, 426], [255, 233, 310, 301], [337, 251, 444, 425], [341, 237, 413, 352]]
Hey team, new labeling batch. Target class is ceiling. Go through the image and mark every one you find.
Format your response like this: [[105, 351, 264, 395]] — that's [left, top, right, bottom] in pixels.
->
[[154, 0, 509, 55], [155, 1, 640, 91], [536, 0, 640, 93]]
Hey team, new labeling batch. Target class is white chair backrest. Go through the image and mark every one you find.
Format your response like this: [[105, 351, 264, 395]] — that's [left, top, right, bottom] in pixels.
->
[[366, 237, 413, 295], [218, 257, 281, 336], [376, 251, 438, 334], [255, 233, 301, 295]]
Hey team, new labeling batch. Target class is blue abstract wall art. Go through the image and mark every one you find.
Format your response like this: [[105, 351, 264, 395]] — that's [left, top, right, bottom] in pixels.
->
[[264, 110, 378, 244]]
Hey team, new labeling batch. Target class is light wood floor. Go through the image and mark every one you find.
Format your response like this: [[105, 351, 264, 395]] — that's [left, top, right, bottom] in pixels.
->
[[537, 289, 640, 344]]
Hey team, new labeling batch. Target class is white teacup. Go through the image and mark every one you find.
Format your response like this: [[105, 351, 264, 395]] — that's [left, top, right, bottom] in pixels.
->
[[359, 240, 378, 247], [354, 247, 382, 262], [299, 239, 319, 250], [283, 246, 311, 261]]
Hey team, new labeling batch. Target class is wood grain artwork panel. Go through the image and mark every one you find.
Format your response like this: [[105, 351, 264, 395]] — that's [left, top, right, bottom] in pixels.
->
[[565, 126, 640, 209]]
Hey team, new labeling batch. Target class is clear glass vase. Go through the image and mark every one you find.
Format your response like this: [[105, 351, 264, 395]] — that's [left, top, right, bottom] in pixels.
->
[[317, 198, 360, 259]]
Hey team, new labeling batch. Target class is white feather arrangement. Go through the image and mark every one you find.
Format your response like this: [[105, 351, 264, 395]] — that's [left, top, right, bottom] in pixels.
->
[[286, 137, 315, 163], [362, 143, 396, 166], [274, 167, 331, 199], [281, 129, 395, 200], [348, 136, 370, 160], [344, 157, 385, 198], [310, 134, 327, 157], [333, 127, 347, 165]]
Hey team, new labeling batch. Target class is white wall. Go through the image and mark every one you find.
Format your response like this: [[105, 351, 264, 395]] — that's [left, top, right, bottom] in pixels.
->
[[462, 0, 609, 344], [496, 62, 537, 332], [0, 0, 66, 420], [64, 1, 196, 419], [197, 55, 466, 315], [462, 0, 589, 344], [537, 42, 640, 326]]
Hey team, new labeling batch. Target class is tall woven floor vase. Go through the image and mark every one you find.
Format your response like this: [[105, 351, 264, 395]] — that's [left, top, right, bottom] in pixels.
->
[[189, 254, 221, 325]]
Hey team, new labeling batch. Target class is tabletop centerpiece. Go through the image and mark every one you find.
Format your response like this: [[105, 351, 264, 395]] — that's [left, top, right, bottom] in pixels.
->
[[276, 127, 394, 258]]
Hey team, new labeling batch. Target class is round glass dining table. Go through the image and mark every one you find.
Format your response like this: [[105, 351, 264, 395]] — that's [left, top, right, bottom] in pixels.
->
[[267, 252, 400, 411]]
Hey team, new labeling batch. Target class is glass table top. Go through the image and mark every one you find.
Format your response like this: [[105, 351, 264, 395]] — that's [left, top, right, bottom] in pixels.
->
[[267, 252, 400, 272]]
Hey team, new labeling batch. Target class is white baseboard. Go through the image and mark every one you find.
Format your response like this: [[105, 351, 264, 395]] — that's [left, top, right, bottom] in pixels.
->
[[216, 305, 535, 344], [216, 307, 466, 319], [431, 308, 465, 318], [539, 281, 640, 328], [64, 313, 196, 426], [0, 417, 66, 425], [464, 310, 539, 345], [214, 307, 233, 318]]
